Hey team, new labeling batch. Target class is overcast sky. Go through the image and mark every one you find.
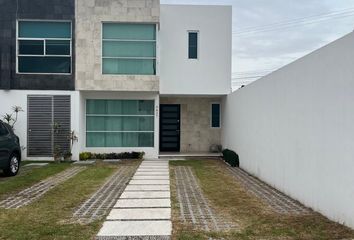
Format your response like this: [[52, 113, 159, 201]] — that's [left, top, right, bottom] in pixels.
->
[[161, 0, 354, 88]]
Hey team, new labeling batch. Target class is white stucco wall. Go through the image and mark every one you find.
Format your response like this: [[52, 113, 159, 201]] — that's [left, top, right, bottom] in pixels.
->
[[222, 32, 354, 229], [159, 4, 232, 95], [79, 91, 160, 158], [0, 90, 80, 161]]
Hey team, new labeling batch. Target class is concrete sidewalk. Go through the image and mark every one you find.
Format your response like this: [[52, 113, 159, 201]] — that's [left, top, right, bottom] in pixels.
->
[[96, 160, 172, 240]]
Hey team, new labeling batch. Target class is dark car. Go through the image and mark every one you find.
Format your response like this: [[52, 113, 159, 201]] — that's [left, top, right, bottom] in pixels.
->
[[0, 121, 21, 176]]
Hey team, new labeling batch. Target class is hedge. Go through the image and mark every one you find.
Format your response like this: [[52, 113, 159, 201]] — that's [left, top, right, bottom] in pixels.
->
[[79, 151, 145, 161], [222, 149, 239, 167]]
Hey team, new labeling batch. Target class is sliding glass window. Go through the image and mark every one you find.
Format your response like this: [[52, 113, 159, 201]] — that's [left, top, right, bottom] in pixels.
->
[[17, 21, 72, 74], [86, 100, 155, 147], [102, 23, 156, 75]]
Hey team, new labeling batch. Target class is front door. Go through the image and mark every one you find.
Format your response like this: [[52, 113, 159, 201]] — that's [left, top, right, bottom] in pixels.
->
[[160, 104, 180, 152]]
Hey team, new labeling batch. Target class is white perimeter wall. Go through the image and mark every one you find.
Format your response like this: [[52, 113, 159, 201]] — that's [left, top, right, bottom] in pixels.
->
[[79, 91, 160, 159], [222, 32, 354, 229], [0, 90, 80, 161], [159, 4, 232, 95]]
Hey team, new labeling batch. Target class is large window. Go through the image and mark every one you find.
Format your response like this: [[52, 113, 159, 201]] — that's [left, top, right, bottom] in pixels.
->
[[188, 31, 198, 59], [86, 100, 155, 147], [17, 21, 72, 74], [102, 23, 156, 75], [211, 103, 221, 128]]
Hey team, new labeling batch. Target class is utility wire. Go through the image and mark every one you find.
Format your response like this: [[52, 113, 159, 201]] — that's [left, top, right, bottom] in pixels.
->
[[234, 7, 354, 32], [234, 14, 354, 36], [234, 9, 354, 36], [232, 76, 265, 80]]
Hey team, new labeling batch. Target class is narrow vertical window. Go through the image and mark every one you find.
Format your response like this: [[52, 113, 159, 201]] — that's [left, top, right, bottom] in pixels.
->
[[211, 103, 221, 128], [188, 31, 198, 59]]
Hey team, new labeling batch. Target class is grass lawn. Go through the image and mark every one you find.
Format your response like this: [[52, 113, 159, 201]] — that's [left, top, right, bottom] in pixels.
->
[[0, 160, 139, 240], [0, 162, 71, 196], [170, 160, 354, 240]]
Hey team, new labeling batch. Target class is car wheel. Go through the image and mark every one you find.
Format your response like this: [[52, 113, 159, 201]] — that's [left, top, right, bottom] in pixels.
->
[[4, 154, 20, 176]]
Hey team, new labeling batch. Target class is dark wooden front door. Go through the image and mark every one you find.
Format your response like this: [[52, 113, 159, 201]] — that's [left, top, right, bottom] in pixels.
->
[[160, 104, 180, 152]]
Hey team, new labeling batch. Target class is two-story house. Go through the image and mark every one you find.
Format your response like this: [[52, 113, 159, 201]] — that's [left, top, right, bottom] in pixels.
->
[[0, 0, 232, 160]]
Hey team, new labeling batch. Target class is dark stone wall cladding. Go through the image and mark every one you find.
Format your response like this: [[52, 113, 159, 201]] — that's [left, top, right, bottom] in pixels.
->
[[0, 0, 75, 90]]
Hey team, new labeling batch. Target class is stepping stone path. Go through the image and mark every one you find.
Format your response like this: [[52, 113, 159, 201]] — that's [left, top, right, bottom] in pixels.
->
[[96, 160, 172, 240], [0, 167, 85, 209], [227, 167, 311, 215], [174, 166, 234, 232], [72, 166, 137, 224]]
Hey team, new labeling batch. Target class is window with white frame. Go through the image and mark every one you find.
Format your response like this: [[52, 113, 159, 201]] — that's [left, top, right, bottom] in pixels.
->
[[211, 103, 221, 128], [86, 100, 155, 147], [102, 23, 156, 75], [17, 21, 72, 74]]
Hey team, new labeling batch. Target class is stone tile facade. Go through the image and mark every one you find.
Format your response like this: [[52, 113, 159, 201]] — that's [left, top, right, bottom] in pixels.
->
[[75, 0, 160, 91], [160, 97, 222, 152], [0, 0, 75, 90]]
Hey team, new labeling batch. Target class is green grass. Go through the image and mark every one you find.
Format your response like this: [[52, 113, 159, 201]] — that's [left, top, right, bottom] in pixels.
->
[[0, 163, 71, 196], [0, 161, 137, 240], [170, 160, 354, 240]]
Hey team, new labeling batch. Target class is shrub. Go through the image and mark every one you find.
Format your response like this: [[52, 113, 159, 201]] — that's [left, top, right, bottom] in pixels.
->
[[79, 152, 92, 161], [222, 149, 239, 167], [79, 151, 145, 160]]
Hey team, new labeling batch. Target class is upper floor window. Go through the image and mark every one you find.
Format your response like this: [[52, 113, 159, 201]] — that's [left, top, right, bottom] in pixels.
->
[[17, 21, 72, 74], [188, 31, 198, 59], [102, 23, 156, 75], [211, 103, 221, 128]]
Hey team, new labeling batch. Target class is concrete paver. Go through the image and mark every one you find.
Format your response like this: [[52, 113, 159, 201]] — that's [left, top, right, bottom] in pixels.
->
[[114, 199, 171, 208], [120, 191, 170, 199], [96, 220, 172, 237], [129, 179, 169, 185], [125, 185, 170, 191], [132, 175, 169, 180], [107, 208, 171, 220]]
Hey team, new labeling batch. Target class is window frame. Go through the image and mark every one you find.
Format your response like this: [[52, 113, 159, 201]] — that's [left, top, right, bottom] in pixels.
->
[[85, 99, 155, 148], [101, 22, 158, 76], [210, 103, 221, 129], [16, 19, 73, 75], [188, 30, 199, 60]]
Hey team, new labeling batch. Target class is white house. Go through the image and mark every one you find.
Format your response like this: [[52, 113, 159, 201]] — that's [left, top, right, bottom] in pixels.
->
[[0, 1, 232, 160]]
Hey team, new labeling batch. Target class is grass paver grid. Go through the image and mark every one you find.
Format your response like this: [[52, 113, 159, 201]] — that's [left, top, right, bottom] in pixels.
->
[[227, 166, 310, 215], [174, 166, 234, 232], [0, 166, 85, 209], [72, 166, 137, 224]]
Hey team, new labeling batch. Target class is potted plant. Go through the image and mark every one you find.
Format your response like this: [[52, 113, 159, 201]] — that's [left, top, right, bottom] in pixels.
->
[[53, 145, 62, 162]]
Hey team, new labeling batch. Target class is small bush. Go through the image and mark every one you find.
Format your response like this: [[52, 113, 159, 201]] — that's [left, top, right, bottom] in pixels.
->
[[79, 152, 92, 161], [222, 149, 239, 167], [79, 151, 145, 160]]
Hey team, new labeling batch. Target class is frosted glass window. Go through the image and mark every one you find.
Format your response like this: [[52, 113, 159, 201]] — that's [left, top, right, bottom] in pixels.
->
[[19, 21, 71, 38], [102, 23, 156, 75], [86, 100, 154, 147]]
